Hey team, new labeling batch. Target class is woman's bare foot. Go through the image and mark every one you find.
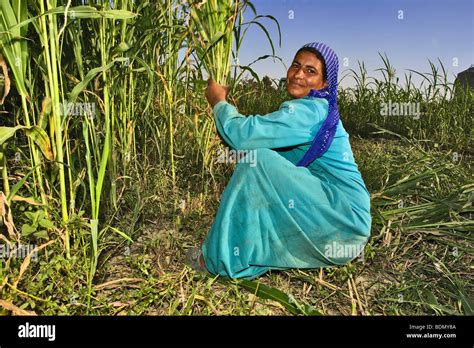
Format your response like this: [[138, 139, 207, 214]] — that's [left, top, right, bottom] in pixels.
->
[[185, 247, 208, 273]]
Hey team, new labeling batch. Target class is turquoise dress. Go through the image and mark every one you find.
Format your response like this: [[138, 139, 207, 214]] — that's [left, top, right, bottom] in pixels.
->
[[201, 96, 371, 279]]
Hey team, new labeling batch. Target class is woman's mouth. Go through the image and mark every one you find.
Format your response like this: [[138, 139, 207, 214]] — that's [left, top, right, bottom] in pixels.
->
[[289, 81, 304, 87]]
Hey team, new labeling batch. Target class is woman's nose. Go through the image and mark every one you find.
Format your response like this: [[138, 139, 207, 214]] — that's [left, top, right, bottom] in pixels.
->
[[294, 67, 304, 79]]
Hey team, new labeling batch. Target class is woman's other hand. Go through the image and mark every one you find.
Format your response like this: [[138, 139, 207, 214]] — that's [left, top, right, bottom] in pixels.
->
[[205, 78, 230, 107]]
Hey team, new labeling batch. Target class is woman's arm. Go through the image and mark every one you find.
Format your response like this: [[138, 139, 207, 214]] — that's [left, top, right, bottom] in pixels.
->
[[213, 98, 329, 150]]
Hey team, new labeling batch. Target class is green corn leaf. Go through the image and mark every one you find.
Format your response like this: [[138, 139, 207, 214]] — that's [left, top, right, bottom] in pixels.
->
[[24, 126, 54, 161], [114, 42, 131, 53], [109, 226, 133, 243], [0, 1, 28, 97], [6, 164, 38, 204], [0, 125, 53, 160], [133, 57, 154, 112], [68, 58, 128, 102], [90, 219, 99, 279], [7, 6, 137, 32], [234, 278, 323, 315], [0, 126, 23, 145]]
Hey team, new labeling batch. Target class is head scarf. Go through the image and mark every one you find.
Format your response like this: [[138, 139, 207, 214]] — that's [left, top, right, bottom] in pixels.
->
[[296, 42, 340, 167]]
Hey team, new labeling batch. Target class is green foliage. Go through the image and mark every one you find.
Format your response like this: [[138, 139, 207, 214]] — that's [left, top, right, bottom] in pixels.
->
[[0, 0, 471, 316], [21, 209, 54, 239]]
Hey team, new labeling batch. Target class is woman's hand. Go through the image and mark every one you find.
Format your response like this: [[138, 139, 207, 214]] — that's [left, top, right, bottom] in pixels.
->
[[205, 78, 230, 107]]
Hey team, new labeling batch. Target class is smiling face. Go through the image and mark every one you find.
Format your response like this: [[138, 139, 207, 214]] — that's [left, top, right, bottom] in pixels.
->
[[286, 50, 328, 98]]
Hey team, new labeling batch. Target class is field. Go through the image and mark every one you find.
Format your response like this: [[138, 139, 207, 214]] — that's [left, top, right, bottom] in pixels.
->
[[0, 1, 472, 316]]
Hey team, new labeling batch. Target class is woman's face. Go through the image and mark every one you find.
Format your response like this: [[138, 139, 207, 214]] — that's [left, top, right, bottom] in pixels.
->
[[286, 50, 328, 98]]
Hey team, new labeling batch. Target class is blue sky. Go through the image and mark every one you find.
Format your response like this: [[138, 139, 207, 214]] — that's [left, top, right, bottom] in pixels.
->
[[237, 0, 473, 88]]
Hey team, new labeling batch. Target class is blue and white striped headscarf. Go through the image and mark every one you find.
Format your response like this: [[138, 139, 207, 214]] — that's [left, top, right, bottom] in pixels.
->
[[296, 42, 340, 167]]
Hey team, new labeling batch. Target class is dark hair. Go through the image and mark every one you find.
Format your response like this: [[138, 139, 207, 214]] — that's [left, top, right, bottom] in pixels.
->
[[295, 47, 328, 81]]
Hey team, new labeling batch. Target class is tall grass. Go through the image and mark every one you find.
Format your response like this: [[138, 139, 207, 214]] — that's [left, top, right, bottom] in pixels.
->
[[0, 0, 471, 315], [188, 0, 238, 85], [0, 0, 281, 306], [338, 54, 473, 152]]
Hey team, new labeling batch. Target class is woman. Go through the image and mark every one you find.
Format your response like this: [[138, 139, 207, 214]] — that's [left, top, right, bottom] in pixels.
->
[[188, 42, 371, 279]]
